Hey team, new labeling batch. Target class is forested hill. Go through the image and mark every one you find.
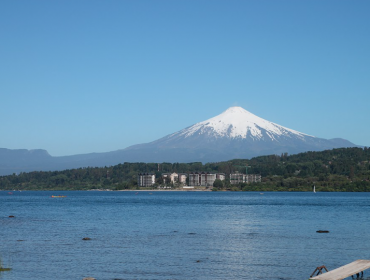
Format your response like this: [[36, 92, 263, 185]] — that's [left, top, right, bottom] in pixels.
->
[[1, 147, 370, 191]]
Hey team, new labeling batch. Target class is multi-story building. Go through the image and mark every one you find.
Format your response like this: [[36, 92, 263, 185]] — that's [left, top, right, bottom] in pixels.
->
[[246, 174, 261, 183], [178, 173, 187, 184], [230, 172, 261, 184], [216, 173, 226, 181], [162, 172, 188, 185], [230, 172, 245, 184], [200, 172, 216, 187], [137, 173, 155, 187], [189, 172, 225, 187], [162, 172, 178, 184], [137, 171, 259, 188], [188, 172, 201, 186]]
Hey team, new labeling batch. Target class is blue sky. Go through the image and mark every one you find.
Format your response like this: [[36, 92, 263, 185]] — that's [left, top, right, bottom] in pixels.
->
[[1, 0, 369, 156]]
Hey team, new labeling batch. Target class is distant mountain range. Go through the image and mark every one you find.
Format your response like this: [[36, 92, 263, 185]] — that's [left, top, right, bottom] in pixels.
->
[[0, 107, 360, 176]]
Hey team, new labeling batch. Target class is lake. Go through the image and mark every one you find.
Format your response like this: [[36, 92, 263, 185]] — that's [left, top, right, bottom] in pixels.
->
[[1, 191, 370, 280]]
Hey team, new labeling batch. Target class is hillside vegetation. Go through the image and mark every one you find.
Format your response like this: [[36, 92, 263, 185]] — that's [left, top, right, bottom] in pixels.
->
[[1, 147, 369, 191]]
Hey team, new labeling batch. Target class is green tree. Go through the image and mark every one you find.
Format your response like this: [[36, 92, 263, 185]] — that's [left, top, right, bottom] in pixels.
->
[[213, 179, 223, 190]]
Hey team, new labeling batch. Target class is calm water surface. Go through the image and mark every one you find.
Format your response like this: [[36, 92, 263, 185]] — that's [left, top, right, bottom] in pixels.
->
[[1, 191, 370, 280]]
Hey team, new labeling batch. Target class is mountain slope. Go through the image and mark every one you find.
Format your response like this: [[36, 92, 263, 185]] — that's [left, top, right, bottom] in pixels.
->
[[124, 106, 359, 160], [0, 107, 361, 175]]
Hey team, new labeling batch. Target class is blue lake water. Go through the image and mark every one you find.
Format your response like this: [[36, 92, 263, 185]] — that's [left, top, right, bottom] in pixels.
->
[[1, 191, 370, 280]]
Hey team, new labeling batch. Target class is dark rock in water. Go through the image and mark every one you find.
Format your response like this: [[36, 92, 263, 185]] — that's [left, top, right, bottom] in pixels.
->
[[82, 237, 91, 240], [188, 232, 196, 235], [8, 215, 15, 218], [82, 278, 96, 280], [316, 230, 329, 233], [0, 267, 12, 272]]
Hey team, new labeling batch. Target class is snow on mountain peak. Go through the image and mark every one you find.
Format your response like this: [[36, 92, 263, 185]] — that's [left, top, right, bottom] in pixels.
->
[[177, 106, 311, 140]]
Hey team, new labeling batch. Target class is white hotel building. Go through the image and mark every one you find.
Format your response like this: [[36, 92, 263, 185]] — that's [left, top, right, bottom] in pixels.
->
[[188, 172, 225, 187], [137, 173, 156, 187], [230, 172, 261, 184]]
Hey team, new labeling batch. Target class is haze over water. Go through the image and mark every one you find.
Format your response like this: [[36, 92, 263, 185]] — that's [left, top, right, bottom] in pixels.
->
[[1, 191, 370, 280]]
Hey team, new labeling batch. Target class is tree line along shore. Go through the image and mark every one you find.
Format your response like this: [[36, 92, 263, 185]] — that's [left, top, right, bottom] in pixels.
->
[[1, 147, 370, 192]]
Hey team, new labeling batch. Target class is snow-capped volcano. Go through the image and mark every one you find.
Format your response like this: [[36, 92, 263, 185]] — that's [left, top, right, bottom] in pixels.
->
[[175, 106, 310, 141], [0, 106, 360, 175], [124, 106, 358, 162]]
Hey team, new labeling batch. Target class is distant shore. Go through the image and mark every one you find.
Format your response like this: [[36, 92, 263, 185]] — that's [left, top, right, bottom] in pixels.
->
[[104, 188, 212, 192]]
